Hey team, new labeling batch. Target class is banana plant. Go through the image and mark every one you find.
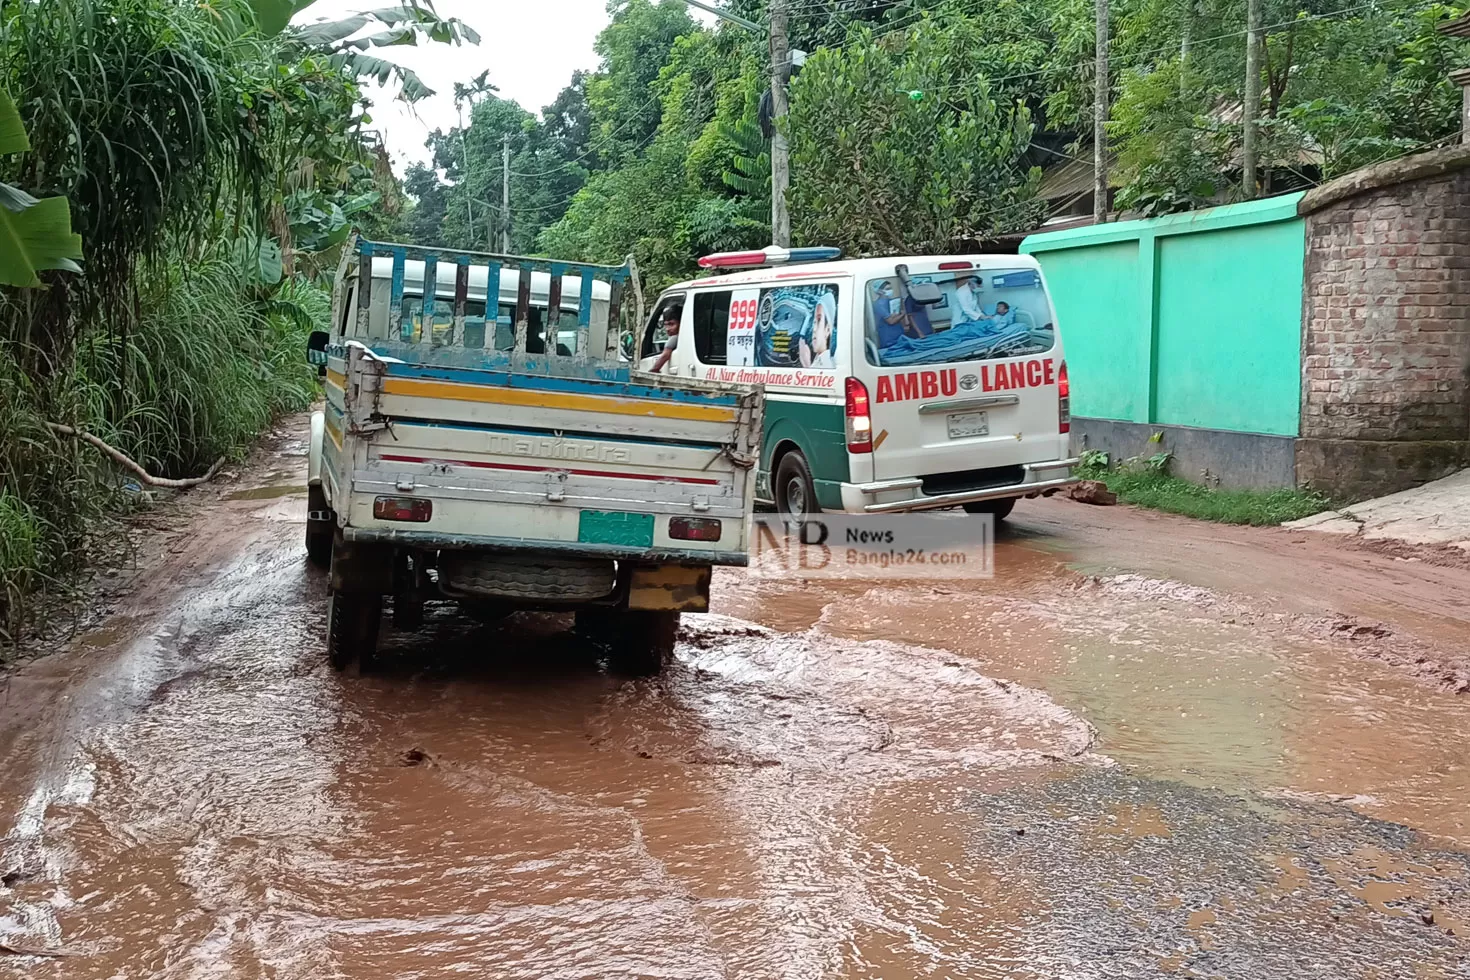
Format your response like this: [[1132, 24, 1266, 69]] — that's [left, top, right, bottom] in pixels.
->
[[245, 0, 479, 102], [0, 91, 83, 288]]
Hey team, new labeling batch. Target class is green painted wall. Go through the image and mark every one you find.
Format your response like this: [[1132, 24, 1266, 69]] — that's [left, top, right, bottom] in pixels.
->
[[1021, 193, 1306, 437], [1030, 240, 1148, 422]]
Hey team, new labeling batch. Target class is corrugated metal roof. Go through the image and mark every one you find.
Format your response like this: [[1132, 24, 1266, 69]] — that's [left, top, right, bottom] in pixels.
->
[[1036, 155, 1121, 201], [1437, 12, 1470, 36]]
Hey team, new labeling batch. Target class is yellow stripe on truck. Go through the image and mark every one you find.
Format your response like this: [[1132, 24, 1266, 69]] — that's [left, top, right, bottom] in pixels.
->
[[325, 368, 346, 390], [380, 377, 738, 424]]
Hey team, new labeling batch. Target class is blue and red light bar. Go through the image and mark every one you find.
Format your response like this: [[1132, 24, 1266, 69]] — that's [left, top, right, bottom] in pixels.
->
[[698, 246, 842, 270]]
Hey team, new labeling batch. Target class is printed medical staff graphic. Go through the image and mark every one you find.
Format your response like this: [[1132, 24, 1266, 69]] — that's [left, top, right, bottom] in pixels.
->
[[728, 283, 840, 370], [866, 269, 1055, 367]]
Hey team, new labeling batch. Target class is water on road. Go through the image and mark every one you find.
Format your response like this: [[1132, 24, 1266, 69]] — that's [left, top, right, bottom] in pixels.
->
[[2, 431, 1469, 977]]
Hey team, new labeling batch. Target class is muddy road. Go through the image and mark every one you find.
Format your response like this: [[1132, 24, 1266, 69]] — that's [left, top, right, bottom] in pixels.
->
[[3, 425, 1470, 978]]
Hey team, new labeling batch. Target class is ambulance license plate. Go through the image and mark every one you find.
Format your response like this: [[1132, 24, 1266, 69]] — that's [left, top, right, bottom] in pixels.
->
[[947, 411, 989, 439]]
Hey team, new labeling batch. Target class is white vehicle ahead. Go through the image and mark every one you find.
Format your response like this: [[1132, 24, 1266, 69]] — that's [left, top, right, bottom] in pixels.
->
[[638, 248, 1078, 521]]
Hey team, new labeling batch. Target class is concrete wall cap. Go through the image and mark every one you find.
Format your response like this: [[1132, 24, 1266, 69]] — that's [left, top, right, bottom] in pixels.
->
[[1298, 143, 1470, 216]]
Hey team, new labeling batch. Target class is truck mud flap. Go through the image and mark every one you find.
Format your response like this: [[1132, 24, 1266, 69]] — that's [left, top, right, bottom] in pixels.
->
[[626, 563, 711, 613], [330, 537, 395, 595]]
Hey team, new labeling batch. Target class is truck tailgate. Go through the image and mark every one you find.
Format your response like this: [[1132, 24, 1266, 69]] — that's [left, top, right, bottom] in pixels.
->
[[324, 345, 761, 561]]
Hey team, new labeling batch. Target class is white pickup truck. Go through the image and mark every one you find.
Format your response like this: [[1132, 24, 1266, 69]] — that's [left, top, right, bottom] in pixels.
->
[[305, 238, 764, 674]]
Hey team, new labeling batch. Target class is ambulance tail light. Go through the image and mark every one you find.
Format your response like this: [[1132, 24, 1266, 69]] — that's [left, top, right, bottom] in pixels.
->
[[845, 376, 873, 453], [1058, 361, 1071, 435]]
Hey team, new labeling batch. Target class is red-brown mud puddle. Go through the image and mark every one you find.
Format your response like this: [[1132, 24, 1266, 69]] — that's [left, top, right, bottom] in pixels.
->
[[716, 567, 1470, 847], [0, 549, 1096, 980]]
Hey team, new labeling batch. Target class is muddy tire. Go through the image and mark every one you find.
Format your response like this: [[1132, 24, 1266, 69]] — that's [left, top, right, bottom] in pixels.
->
[[327, 591, 380, 671], [305, 484, 334, 569], [607, 610, 680, 676], [774, 450, 817, 521], [962, 497, 1016, 521]]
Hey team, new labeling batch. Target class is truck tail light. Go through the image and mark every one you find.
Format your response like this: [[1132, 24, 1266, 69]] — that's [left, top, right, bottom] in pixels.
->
[[845, 376, 873, 453], [669, 516, 722, 541], [1058, 361, 1071, 435], [373, 496, 432, 522]]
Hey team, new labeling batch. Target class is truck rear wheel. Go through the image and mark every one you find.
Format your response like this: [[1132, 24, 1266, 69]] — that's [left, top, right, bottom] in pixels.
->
[[327, 591, 380, 671], [305, 484, 334, 569], [607, 610, 680, 676]]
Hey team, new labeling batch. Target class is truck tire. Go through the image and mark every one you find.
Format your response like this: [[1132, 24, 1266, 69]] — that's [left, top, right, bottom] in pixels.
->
[[305, 484, 334, 569], [962, 497, 1016, 521], [439, 552, 615, 602], [774, 450, 817, 521], [607, 610, 680, 676], [327, 591, 380, 671]]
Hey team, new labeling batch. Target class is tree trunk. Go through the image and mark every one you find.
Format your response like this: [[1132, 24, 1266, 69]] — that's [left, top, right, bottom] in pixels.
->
[[1242, 0, 1263, 199], [1094, 0, 1109, 222], [769, 0, 792, 247]]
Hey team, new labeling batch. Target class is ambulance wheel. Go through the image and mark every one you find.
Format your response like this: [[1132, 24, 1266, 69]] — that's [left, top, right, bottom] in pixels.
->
[[775, 450, 817, 520], [963, 497, 1016, 521]]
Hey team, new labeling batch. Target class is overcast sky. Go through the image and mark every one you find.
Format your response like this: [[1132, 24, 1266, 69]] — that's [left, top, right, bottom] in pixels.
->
[[297, 0, 717, 175]]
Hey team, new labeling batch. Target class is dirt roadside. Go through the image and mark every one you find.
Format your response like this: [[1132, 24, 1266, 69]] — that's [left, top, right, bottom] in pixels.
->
[[0, 415, 314, 771]]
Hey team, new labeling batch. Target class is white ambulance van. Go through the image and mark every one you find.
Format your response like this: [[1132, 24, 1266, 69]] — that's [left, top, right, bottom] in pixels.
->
[[638, 248, 1078, 521]]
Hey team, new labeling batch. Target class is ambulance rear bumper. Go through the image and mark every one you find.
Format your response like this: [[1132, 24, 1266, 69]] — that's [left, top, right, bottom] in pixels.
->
[[842, 458, 1079, 514]]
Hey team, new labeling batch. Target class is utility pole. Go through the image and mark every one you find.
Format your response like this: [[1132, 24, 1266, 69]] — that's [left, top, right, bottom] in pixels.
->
[[675, 0, 788, 245], [1242, 0, 1262, 199], [1179, 0, 1191, 96], [458, 104, 475, 245], [1094, 0, 1109, 223], [501, 133, 512, 253], [768, 0, 791, 247]]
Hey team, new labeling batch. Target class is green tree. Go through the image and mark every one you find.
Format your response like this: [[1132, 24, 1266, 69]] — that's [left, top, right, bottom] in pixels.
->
[[586, 0, 697, 163], [787, 21, 1044, 254], [401, 162, 449, 245]]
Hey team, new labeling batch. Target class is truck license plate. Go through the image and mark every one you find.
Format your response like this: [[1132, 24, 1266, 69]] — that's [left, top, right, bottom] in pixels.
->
[[947, 411, 989, 439]]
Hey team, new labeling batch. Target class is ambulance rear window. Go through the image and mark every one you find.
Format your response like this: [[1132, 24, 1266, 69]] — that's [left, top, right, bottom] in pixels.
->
[[864, 269, 1055, 367]]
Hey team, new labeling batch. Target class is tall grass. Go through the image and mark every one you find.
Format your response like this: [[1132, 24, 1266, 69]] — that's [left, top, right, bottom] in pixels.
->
[[0, 260, 323, 644], [80, 260, 322, 476], [0, 0, 328, 645], [1, 0, 269, 342]]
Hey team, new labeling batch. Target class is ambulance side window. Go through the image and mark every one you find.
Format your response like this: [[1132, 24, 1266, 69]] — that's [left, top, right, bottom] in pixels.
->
[[691, 291, 731, 365], [640, 295, 684, 358]]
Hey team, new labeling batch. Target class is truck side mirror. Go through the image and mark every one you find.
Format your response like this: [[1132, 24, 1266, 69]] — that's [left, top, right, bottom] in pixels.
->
[[307, 330, 329, 369]]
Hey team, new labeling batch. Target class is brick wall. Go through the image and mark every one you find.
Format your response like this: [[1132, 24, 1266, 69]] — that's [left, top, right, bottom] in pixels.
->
[[1298, 157, 1470, 499]]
